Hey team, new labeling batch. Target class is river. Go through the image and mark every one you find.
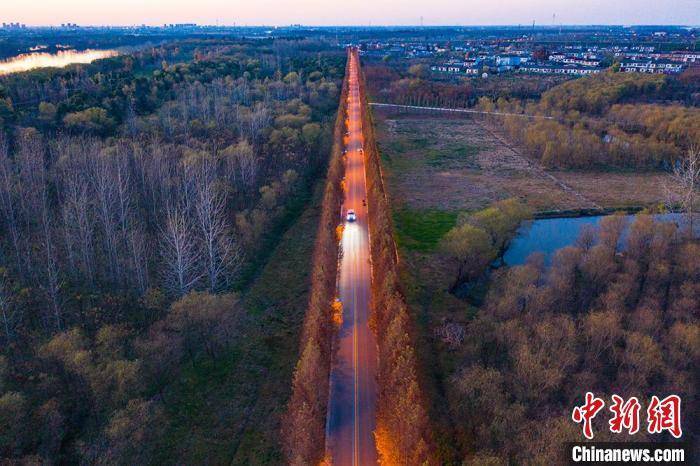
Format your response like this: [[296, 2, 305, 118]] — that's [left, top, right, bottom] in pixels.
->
[[0, 49, 119, 75]]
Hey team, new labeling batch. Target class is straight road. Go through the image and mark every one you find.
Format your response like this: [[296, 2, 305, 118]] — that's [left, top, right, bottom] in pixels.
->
[[326, 49, 378, 466]]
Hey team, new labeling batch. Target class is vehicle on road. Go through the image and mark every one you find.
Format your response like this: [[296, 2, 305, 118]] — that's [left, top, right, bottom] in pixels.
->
[[346, 209, 356, 222]]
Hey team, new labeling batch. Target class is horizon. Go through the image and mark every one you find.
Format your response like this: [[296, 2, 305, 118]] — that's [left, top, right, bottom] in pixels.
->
[[3, 23, 700, 29], [4, 0, 700, 28]]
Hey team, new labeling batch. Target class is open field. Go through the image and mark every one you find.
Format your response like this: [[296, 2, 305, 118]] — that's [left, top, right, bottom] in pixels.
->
[[375, 110, 674, 217]]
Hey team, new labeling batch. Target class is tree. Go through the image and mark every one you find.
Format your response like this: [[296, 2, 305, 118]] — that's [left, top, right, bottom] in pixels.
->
[[63, 107, 115, 135], [56, 137, 96, 284], [408, 64, 429, 79], [441, 224, 495, 291], [0, 133, 22, 275], [598, 214, 628, 251], [283, 338, 327, 466], [165, 292, 239, 360], [0, 269, 18, 341], [301, 122, 321, 148], [38, 102, 57, 124], [194, 159, 241, 292], [96, 398, 164, 465], [0, 391, 29, 457], [160, 205, 201, 296], [221, 140, 257, 190], [666, 147, 699, 236], [16, 128, 63, 329], [465, 198, 531, 253]]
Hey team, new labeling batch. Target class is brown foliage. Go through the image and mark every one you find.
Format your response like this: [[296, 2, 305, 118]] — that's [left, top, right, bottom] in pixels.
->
[[490, 73, 698, 169], [357, 50, 434, 465], [282, 52, 351, 465], [451, 215, 699, 463]]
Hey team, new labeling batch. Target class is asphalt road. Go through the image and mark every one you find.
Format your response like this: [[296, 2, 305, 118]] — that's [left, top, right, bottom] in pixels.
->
[[326, 49, 378, 466]]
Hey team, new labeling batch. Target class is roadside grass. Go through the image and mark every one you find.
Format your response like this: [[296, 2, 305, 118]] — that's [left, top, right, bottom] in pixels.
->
[[393, 208, 458, 252], [157, 182, 323, 465]]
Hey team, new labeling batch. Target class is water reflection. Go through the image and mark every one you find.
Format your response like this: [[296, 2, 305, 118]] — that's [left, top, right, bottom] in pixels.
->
[[0, 49, 118, 75], [503, 213, 694, 266]]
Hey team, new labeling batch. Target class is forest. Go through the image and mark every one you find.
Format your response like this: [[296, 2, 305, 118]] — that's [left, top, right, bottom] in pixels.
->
[[482, 71, 700, 169], [445, 213, 698, 464], [0, 37, 345, 462]]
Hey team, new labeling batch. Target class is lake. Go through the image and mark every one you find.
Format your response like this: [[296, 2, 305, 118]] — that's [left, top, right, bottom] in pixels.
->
[[0, 49, 119, 75], [503, 213, 693, 266]]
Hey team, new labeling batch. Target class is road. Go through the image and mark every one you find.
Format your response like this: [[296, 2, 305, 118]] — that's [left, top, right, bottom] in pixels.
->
[[326, 49, 378, 466]]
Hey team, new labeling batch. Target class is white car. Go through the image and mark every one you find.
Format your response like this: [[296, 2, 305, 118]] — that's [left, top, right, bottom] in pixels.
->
[[346, 209, 356, 222]]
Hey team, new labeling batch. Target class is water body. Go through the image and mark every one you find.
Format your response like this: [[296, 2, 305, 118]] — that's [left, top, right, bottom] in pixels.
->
[[0, 49, 119, 75], [503, 213, 692, 266]]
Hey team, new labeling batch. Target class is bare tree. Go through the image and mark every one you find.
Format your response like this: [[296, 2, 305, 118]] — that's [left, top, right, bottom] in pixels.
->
[[127, 224, 149, 294], [17, 128, 48, 278], [194, 159, 242, 292], [0, 272, 18, 341], [666, 147, 699, 237], [0, 135, 23, 275], [247, 102, 271, 142], [91, 148, 121, 283], [57, 139, 95, 284], [160, 205, 201, 296], [15, 129, 63, 329], [112, 143, 146, 290], [40, 170, 63, 331]]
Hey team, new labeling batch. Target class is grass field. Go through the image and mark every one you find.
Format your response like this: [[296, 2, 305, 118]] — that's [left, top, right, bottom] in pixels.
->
[[393, 208, 458, 252], [376, 112, 674, 215]]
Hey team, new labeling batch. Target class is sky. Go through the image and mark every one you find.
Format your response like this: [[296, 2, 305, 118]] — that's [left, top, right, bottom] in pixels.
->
[[4, 0, 700, 26]]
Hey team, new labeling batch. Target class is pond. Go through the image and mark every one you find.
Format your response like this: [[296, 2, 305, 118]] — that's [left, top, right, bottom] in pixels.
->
[[503, 213, 693, 266], [0, 49, 119, 75]]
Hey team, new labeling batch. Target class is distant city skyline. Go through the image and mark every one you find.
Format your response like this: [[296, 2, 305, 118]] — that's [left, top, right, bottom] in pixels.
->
[[4, 0, 700, 27]]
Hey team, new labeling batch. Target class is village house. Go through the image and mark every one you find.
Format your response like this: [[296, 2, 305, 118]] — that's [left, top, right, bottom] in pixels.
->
[[619, 60, 685, 74]]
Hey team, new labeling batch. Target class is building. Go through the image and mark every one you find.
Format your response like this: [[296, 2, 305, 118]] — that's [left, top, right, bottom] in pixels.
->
[[619, 60, 684, 74], [430, 64, 481, 76], [518, 64, 602, 76], [1, 22, 26, 29], [496, 55, 528, 67]]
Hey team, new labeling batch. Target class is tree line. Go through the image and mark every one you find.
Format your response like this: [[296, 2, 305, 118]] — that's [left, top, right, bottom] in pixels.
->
[[282, 50, 351, 466], [478, 71, 699, 169], [358, 51, 434, 465], [363, 62, 474, 109]]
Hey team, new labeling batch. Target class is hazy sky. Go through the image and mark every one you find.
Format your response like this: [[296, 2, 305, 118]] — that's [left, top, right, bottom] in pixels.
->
[[4, 0, 700, 26]]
